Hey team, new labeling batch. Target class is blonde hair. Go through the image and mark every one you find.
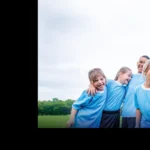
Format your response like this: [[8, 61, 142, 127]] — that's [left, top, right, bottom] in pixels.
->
[[143, 59, 150, 76], [88, 68, 106, 82], [114, 67, 132, 81]]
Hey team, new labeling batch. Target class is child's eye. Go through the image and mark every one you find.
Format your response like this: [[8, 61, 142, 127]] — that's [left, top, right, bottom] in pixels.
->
[[93, 80, 98, 82]]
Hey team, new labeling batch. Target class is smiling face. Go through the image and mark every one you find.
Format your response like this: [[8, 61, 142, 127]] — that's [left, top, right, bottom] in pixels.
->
[[137, 57, 149, 73], [118, 70, 132, 85], [92, 75, 106, 91], [88, 68, 106, 91]]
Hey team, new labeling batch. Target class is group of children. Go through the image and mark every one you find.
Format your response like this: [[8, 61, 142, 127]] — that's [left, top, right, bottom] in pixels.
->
[[66, 55, 150, 128]]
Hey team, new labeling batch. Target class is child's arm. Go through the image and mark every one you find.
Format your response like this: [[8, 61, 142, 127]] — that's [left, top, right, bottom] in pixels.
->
[[135, 109, 141, 128], [66, 108, 77, 128], [66, 90, 93, 128], [87, 83, 96, 95], [134, 88, 141, 128]]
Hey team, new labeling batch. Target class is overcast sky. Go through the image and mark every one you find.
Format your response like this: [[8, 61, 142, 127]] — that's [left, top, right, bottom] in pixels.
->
[[38, 0, 150, 100]]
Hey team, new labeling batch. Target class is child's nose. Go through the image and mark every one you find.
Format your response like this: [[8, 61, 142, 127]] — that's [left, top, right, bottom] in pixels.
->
[[100, 80, 104, 84], [98, 80, 102, 83]]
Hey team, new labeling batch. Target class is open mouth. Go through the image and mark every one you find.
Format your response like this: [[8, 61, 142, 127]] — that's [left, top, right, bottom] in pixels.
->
[[138, 66, 143, 73], [97, 85, 104, 89], [124, 79, 129, 84], [138, 66, 143, 70], [98, 85, 103, 88]]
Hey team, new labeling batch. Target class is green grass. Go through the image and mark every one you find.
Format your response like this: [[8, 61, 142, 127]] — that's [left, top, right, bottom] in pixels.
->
[[38, 115, 122, 128], [38, 115, 70, 128]]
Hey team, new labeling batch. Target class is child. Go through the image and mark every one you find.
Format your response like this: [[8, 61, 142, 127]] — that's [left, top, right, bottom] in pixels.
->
[[66, 68, 107, 128], [121, 55, 150, 128], [134, 60, 150, 128], [87, 67, 132, 128]]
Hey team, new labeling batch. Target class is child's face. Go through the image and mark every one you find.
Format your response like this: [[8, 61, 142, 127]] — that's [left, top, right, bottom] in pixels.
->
[[92, 75, 106, 91], [119, 70, 132, 85], [137, 57, 149, 73]]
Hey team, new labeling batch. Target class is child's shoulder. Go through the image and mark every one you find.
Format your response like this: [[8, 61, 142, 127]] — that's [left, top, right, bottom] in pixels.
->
[[106, 79, 115, 85], [81, 90, 92, 97], [82, 90, 88, 95], [81, 89, 105, 98], [107, 79, 115, 82], [132, 73, 142, 78], [135, 84, 142, 91]]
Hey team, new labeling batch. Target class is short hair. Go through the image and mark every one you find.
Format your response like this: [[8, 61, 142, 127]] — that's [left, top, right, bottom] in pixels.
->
[[88, 68, 106, 82], [143, 60, 150, 76], [141, 55, 150, 60]]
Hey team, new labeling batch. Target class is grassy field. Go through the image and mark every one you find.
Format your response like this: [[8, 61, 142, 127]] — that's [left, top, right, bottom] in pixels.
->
[[38, 115, 122, 128], [38, 115, 70, 128]]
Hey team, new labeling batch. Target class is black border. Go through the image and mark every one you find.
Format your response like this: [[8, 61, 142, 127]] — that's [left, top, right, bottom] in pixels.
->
[[29, 0, 37, 128]]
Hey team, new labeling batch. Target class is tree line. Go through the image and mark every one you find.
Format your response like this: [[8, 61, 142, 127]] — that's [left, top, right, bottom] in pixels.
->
[[38, 98, 75, 115]]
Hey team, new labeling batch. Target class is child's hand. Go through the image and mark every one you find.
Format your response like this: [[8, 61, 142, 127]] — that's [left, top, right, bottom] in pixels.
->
[[66, 120, 74, 128], [87, 84, 96, 95]]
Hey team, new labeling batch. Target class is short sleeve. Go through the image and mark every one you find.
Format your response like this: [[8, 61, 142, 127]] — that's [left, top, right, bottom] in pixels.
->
[[72, 90, 93, 110]]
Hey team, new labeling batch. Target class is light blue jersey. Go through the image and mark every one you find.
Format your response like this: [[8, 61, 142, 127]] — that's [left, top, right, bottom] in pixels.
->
[[121, 73, 144, 117], [72, 87, 107, 128], [134, 84, 150, 128], [103, 79, 126, 111]]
